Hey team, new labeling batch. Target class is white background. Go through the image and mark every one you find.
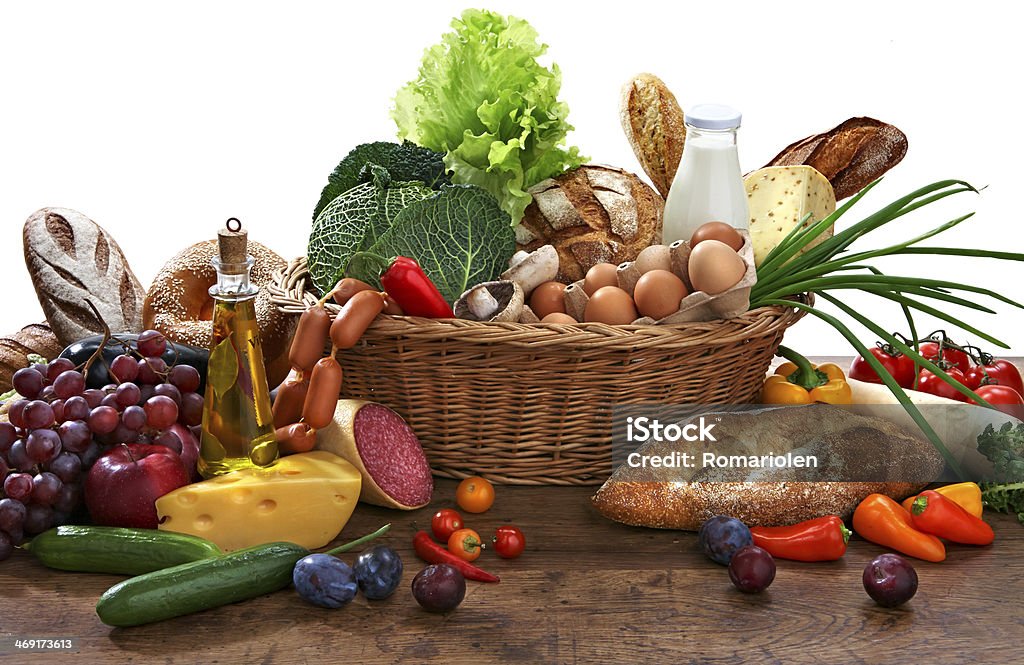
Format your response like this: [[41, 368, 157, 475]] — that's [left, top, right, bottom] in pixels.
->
[[1, 0, 1021, 355]]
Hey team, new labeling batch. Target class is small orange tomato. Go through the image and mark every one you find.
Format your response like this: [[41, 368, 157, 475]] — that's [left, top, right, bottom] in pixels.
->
[[447, 528, 484, 562], [456, 476, 495, 514]]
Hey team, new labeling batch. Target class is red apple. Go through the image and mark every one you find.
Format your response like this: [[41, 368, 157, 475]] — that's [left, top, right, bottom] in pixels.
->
[[85, 444, 189, 529], [166, 423, 200, 481]]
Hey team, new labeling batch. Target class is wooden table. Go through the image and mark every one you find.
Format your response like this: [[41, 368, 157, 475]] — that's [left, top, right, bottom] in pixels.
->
[[1, 478, 1022, 664]]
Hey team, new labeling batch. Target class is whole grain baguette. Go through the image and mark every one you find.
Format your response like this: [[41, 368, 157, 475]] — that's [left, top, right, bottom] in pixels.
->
[[23, 207, 146, 346], [619, 73, 685, 198], [0, 323, 63, 392], [762, 117, 908, 200], [591, 404, 941, 530]]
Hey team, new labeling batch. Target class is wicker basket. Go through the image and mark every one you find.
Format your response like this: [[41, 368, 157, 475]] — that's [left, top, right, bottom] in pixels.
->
[[269, 257, 807, 486]]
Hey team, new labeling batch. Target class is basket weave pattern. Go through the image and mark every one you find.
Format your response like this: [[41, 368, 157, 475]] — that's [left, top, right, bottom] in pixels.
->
[[269, 257, 806, 485]]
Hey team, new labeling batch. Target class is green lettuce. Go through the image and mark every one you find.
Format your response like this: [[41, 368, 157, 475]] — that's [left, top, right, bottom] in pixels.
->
[[393, 9, 585, 224]]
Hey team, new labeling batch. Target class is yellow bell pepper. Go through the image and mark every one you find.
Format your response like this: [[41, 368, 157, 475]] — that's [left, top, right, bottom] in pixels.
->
[[760, 346, 852, 406], [901, 482, 984, 518]]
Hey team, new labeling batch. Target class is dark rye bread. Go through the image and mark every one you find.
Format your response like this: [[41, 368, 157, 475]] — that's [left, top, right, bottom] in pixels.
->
[[591, 404, 943, 530], [0, 324, 62, 393], [23, 208, 146, 346], [763, 117, 908, 200], [515, 165, 664, 283]]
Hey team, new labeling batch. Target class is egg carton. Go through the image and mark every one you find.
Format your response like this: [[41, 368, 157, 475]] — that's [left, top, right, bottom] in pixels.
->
[[552, 230, 756, 325]]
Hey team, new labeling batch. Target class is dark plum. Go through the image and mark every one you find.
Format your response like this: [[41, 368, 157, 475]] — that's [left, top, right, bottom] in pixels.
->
[[292, 554, 358, 609], [863, 554, 918, 608], [728, 545, 776, 593], [412, 564, 466, 613], [354, 545, 403, 600], [699, 515, 752, 565]]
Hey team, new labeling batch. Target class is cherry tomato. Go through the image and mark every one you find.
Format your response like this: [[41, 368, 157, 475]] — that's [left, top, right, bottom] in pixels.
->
[[447, 528, 484, 562], [917, 367, 968, 402], [919, 341, 971, 374], [849, 346, 916, 388], [969, 384, 1024, 417], [965, 359, 1024, 395], [492, 525, 526, 559], [431, 508, 464, 542], [456, 476, 495, 514]]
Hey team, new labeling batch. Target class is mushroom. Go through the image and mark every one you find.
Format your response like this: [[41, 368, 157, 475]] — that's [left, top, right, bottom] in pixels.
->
[[454, 281, 525, 323], [500, 245, 559, 297]]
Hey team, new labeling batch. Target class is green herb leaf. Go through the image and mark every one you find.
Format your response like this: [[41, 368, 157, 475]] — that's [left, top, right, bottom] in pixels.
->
[[312, 141, 449, 220], [208, 337, 238, 401], [977, 422, 1024, 482], [980, 482, 1024, 525], [358, 184, 515, 303]]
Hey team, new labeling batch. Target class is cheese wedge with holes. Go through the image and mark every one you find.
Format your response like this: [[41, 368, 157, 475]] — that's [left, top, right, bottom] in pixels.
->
[[155, 451, 361, 551], [745, 166, 836, 266]]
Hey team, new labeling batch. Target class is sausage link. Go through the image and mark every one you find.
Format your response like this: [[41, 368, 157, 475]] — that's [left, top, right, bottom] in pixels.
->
[[383, 296, 404, 316], [275, 423, 317, 454], [332, 278, 375, 306], [271, 375, 309, 429], [288, 306, 331, 373], [330, 290, 386, 350], [302, 356, 343, 429]]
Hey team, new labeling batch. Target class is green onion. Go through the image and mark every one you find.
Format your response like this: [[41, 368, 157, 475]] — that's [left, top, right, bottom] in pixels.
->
[[751, 179, 1024, 477]]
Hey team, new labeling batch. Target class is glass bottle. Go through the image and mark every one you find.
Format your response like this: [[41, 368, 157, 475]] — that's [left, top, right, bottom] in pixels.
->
[[662, 104, 749, 245], [198, 219, 278, 477]]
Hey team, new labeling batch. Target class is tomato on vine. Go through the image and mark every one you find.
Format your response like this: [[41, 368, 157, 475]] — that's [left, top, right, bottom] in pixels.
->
[[919, 340, 971, 374], [917, 367, 968, 402], [849, 344, 916, 388], [965, 357, 1024, 395], [969, 384, 1024, 416]]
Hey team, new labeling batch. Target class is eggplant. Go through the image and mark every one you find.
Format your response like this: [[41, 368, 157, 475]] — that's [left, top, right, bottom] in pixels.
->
[[59, 334, 208, 393]]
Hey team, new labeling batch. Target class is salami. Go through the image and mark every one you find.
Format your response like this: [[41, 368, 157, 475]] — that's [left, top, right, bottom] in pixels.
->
[[316, 400, 433, 510]]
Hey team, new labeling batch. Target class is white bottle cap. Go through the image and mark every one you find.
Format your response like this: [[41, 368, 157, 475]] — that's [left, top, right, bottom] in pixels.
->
[[684, 104, 742, 130]]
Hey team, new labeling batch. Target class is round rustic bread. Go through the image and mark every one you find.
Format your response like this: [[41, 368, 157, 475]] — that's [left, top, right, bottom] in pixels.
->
[[142, 240, 292, 388], [515, 165, 664, 282]]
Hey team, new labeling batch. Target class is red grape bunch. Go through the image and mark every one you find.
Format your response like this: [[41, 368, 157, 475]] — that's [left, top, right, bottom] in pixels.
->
[[0, 330, 203, 560]]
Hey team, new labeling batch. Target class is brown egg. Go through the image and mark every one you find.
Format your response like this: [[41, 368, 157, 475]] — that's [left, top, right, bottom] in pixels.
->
[[633, 270, 688, 320], [688, 240, 747, 295], [541, 312, 577, 324], [529, 281, 567, 318], [584, 263, 620, 296], [634, 245, 672, 274], [690, 221, 744, 251], [584, 286, 638, 325]]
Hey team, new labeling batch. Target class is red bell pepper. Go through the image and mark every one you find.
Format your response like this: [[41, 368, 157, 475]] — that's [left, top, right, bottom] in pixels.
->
[[412, 530, 500, 583], [379, 257, 454, 319], [910, 490, 995, 546], [750, 516, 851, 562]]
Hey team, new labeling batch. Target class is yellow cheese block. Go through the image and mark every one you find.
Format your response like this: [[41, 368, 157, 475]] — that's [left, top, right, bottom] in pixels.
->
[[155, 451, 361, 551], [745, 166, 836, 266]]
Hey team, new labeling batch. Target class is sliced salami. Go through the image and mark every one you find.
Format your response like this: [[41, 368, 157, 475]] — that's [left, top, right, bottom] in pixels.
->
[[316, 400, 433, 510]]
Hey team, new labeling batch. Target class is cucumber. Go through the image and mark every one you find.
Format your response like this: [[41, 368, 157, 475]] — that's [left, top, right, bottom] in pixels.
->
[[97, 542, 307, 627], [25, 526, 222, 575], [95, 524, 390, 627]]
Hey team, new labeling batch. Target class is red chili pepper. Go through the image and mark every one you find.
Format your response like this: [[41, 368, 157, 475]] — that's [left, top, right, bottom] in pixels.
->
[[910, 490, 995, 546], [412, 530, 500, 583], [750, 516, 851, 562], [379, 257, 454, 318]]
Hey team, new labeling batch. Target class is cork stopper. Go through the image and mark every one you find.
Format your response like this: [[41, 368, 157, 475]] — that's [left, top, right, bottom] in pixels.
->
[[217, 218, 249, 274]]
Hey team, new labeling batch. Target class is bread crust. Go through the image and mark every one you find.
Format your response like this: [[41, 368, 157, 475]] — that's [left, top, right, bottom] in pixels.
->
[[619, 73, 685, 198], [0, 323, 63, 392]]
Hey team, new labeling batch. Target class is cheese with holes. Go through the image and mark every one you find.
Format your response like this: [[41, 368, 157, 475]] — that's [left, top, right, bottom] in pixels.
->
[[156, 451, 361, 551], [745, 166, 836, 266]]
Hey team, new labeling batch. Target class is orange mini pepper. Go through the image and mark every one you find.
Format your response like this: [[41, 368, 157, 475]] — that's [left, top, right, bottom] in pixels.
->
[[910, 490, 995, 546], [902, 482, 983, 518], [852, 493, 946, 562], [761, 346, 852, 406]]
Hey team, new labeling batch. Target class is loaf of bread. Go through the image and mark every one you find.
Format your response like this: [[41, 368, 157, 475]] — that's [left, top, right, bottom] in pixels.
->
[[619, 73, 686, 198], [0, 324, 63, 393], [515, 165, 664, 283], [591, 404, 943, 530], [762, 117, 908, 200], [23, 208, 146, 346]]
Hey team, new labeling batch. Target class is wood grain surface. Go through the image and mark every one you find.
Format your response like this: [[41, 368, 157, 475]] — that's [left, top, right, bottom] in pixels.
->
[[1, 479, 1022, 665]]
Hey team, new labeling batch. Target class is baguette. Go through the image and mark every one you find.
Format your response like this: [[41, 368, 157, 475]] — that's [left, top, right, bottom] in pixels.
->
[[619, 73, 685, 198], [591, 404, 942, 530], [762, 117, 908, 200]]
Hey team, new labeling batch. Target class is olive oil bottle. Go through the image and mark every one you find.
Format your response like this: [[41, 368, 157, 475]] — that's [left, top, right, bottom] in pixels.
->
[[199, 219, 278, 477]]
